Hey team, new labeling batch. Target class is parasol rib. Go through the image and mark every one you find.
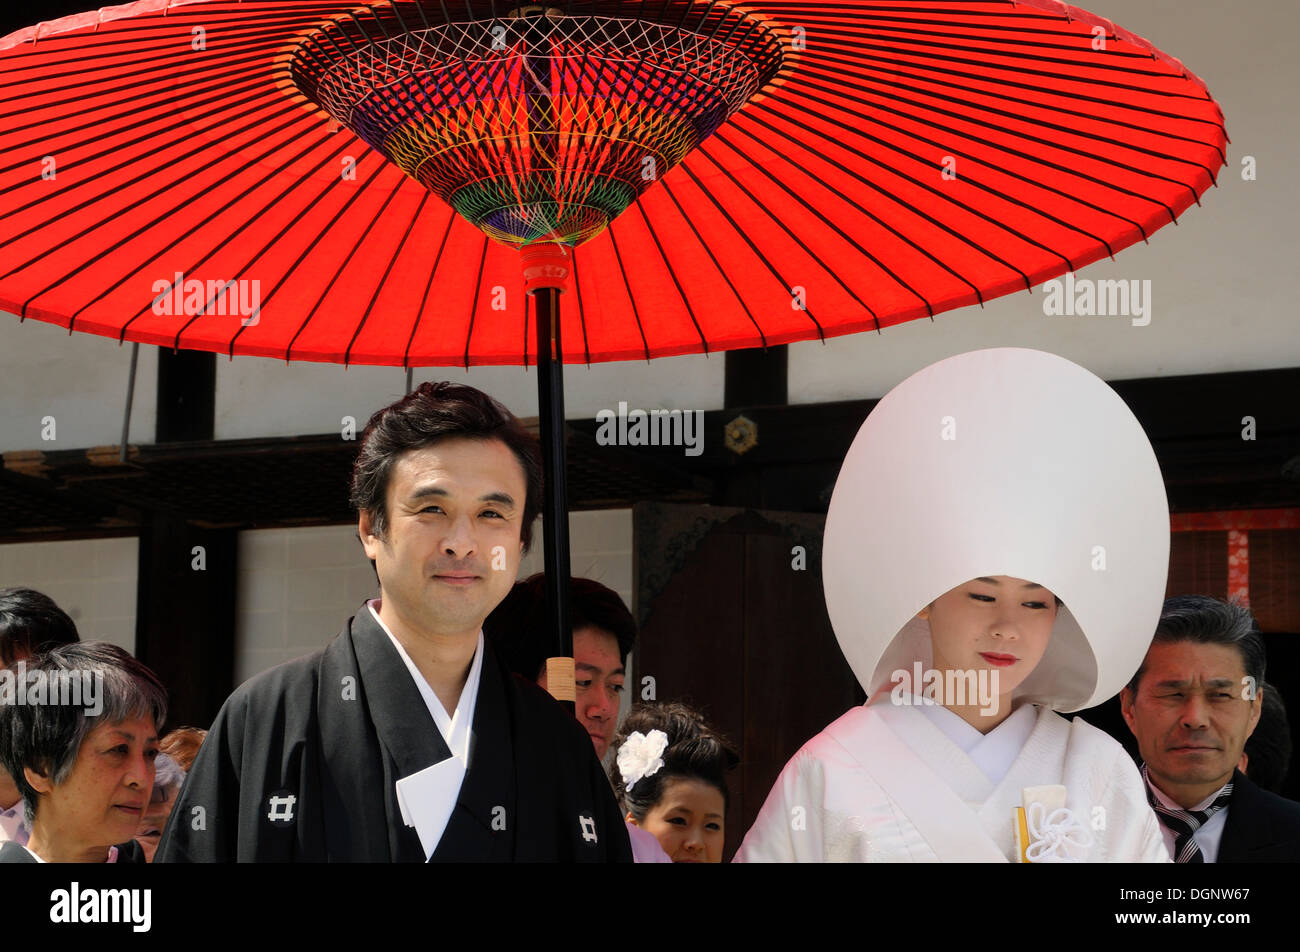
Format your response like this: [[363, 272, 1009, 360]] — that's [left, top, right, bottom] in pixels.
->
[[402, 211, 458, 369], [344, 191, 432, 367], [280, 168, 408, 362], [678, 158, 830, 342], [461, 234, 490, 369], [605, 221, 652, 363], [718, 119, 995, 304], [657, 173, 770, 345], [631, 199, 709, 355], [569, 251, 592, 365]]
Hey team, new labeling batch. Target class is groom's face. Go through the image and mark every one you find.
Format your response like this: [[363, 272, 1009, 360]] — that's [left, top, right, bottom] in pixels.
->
[[360, 437, 526, 637]]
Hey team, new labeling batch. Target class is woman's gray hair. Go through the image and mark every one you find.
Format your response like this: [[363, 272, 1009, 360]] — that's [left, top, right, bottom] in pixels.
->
[[151, 752, 186, 802], [0, 641, 167, 826]]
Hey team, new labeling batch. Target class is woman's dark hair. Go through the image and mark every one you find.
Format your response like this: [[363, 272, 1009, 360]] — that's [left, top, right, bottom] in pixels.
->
[[0, 588, 80, 667], [484, 574, 637, 680], [349, 381, 544, 559], [0, 642, 167, 826], [610, 702, 738, 822]]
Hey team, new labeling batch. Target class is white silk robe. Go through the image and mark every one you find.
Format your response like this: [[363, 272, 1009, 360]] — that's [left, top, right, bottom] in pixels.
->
[[734, 702, 1170, 863]]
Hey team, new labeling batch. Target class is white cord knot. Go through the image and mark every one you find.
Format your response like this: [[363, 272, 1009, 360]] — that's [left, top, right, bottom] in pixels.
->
[[1025, 802, 1093, 863]]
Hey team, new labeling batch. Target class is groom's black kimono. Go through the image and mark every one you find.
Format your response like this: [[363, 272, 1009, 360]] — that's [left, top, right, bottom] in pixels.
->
[[156, 606, 631, 862]]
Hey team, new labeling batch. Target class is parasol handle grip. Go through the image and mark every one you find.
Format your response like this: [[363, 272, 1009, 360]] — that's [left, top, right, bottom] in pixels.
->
[[545, 656, 576, 702]]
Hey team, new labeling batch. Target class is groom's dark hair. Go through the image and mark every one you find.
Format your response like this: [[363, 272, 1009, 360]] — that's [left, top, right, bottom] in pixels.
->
[[350, 382, 544, 579]]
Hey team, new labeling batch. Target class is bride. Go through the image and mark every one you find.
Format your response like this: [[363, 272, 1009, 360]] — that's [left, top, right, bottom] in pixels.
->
[[735, 348, 1172, 863]]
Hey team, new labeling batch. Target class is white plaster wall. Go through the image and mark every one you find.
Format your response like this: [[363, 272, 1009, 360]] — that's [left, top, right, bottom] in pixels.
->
[[0, 537, 138, 653], [0, 318, 157, 453], [211, 354, 722, 441], [233, 508, 633, 685]]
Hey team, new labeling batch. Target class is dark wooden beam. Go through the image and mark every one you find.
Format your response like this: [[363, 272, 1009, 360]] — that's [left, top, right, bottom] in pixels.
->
[[2, 366, 1297, 538], [138, 347, 227, 723], [155, 349, 216, 443], [724, 345, 787, 408], [133, 512, 236, 730]]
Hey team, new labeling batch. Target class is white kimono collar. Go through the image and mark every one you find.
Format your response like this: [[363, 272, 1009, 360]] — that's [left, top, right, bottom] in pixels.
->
[[367, 599, 483, 762]]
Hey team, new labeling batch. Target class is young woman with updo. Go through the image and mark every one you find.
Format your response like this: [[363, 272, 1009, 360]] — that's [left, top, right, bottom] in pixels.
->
[[610, 702, 738, 863]]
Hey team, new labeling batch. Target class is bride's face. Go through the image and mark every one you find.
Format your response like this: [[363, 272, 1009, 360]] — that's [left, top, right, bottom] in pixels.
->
[[918, 575, 1057, 700]]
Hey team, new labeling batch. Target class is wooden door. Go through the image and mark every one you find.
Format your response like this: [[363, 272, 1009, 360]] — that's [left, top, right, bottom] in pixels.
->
[[632, 502, 862, 861]]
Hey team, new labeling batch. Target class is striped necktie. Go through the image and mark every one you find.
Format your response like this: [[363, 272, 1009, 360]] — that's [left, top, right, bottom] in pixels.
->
[[1142, 766, 1233, 863]]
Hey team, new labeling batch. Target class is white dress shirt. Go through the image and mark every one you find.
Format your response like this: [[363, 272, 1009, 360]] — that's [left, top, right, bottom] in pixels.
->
[[1146, 776, 1231, 863]]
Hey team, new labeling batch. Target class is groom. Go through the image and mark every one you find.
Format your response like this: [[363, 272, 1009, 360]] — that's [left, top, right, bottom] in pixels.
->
[[158, 382, 631, 862]]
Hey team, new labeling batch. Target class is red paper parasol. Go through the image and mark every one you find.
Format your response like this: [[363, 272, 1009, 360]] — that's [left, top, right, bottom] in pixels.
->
[[1, 0, 1225, 365], [0, 0, 1227, 695]]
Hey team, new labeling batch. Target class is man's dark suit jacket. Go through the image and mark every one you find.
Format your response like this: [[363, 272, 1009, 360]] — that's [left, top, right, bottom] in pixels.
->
[[1218, 768, 1300, 862], [0, 839, 147, 863]]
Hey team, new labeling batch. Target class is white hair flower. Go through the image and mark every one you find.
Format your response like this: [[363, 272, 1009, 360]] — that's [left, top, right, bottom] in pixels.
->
[[617, 729, 669, 792]]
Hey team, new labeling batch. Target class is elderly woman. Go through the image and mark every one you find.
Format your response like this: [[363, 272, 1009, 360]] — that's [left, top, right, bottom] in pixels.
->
[[0, 642, 167, 863]]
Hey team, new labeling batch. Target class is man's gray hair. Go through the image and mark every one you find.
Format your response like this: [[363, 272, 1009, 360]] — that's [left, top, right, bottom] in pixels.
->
[[1128, 595, 1266, 694]]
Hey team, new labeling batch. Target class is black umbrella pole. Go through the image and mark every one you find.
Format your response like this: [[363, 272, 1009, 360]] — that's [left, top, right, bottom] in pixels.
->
[[535, 285, 575, 713]]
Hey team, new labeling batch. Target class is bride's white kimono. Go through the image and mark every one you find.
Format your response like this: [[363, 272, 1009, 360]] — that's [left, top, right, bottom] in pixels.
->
[[735, 701, 1169, 862], [736, 349, 1177, 864]]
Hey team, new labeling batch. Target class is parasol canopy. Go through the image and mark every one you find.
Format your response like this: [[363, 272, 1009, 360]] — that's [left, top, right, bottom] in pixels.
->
[[0, 0, 1227, 366]]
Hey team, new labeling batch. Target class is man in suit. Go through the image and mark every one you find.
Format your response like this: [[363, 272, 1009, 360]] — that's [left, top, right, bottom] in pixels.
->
[[1122, 595, 1300, 862]]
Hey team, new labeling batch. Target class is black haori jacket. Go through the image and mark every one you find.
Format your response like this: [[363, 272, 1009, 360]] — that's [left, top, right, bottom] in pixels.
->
[[156, 606, 631, 862]]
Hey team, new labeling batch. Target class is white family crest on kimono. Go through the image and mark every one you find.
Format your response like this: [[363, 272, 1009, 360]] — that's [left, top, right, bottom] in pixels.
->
[[735, 349, 1174, 864]]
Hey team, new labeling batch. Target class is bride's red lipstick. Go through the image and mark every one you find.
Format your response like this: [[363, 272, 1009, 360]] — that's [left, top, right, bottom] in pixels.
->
[[979, 652, 1017, 667]]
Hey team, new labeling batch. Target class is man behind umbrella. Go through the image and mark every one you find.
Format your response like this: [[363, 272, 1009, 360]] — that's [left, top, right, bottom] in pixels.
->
[[158, 382, 631, 862], [1122, 595, 1300, 862]]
